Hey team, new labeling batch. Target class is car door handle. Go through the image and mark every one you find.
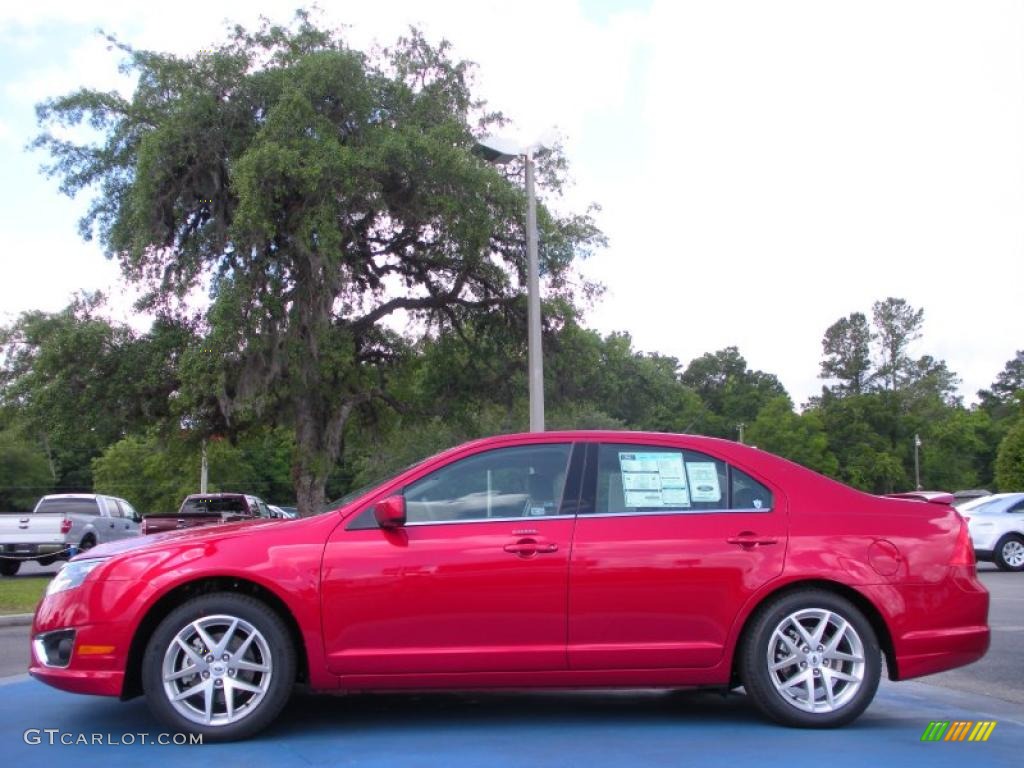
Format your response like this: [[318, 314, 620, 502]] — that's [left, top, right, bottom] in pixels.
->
[[727, 533, 779, 548], [504, 538, 558, 557]]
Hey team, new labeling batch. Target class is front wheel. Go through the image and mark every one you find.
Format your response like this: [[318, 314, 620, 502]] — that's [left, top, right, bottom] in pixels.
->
[[0, 559, 20, 577], [739, 590, 881, 727], [141, 593, 296, 742], [993, 534, 1024, 572]]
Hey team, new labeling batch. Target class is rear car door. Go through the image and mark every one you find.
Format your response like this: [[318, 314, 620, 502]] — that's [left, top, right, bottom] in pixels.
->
[[568, 441, 788, 669], [321, 441, 581, 676], [115, 499, 141, 539]]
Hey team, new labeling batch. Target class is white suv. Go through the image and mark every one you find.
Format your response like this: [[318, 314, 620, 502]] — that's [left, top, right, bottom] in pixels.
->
[[962, 493, 1024, 572]]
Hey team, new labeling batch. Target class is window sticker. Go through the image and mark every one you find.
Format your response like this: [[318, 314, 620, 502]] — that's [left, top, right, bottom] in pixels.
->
[[618, 452, 691, 508], [686, 462, 722, 503]]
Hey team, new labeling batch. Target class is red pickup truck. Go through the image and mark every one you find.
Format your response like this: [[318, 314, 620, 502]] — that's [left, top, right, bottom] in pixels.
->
[[140, 493, 274, 534]]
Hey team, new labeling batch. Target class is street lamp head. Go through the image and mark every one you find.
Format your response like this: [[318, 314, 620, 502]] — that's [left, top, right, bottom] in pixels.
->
[[473, 134, 524, 164], [473, 133, 553, 164]]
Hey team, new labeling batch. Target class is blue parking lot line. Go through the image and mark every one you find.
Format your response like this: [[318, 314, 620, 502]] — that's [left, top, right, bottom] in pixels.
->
[[1, 677, 1020, 767]]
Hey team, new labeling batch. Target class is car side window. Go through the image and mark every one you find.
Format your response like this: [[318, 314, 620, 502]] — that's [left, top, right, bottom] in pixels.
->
[[403, 444, 572, 524], [109, 499, 124, 518], [594, 444, 772, 514], [731, 467, 774, 511], [1006, 499, 1024, 514]]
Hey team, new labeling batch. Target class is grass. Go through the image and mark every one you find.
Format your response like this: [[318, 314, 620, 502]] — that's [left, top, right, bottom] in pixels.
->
[[0, 576, 49, 615]]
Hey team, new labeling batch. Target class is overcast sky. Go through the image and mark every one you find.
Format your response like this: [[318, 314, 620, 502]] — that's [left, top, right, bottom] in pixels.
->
[[1, 0, 1021, 409]]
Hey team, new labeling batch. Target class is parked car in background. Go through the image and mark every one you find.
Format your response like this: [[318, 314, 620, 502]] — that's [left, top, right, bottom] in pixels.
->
[[140, 493, 274, 535], [960, 492, 1024, 571], [268, 505, 299, 519], [952, 489, 992, 508], [29, 431, 988, 741], [0, 494, 141, 576]]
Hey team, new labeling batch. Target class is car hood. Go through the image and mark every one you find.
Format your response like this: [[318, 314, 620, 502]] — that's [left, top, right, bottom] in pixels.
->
[[76, 519, 286, 561]]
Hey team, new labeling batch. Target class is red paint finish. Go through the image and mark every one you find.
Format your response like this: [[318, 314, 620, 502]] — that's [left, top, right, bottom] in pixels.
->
[[29, 431, 989, 703], [322, 518, 575, 674]]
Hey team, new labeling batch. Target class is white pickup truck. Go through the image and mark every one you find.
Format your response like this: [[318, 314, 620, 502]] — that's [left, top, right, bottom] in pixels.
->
[[0, 494, 142, 576]]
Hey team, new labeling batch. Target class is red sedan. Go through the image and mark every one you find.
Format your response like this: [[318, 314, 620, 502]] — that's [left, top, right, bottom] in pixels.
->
[[29, 431, 989, 741]]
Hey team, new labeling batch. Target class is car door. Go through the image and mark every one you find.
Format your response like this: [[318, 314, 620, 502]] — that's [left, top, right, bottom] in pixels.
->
[[116, 500, 142, 538], [98, 496, 123, 542], [321, 441, 581, 676], [568, 441, 788, 670]]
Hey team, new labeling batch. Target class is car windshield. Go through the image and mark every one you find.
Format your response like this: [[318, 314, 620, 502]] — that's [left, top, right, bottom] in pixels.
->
[[324, 458, 428, 513], [180, 497, 247, 515]]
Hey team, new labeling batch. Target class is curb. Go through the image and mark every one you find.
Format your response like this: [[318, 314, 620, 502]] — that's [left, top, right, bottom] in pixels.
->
[[0, 613, 33, 628]]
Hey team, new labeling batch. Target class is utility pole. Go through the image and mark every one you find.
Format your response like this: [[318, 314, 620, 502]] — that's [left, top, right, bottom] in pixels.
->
[[473, 135, 547, 432], [524, 148, 544, 432], [737, 423, 746, 444], [200, 439, 208, 494], [914, 433, 922, 491]]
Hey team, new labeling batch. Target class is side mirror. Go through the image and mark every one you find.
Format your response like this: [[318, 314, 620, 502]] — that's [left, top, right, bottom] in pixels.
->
[[373, 495, 406, 529]]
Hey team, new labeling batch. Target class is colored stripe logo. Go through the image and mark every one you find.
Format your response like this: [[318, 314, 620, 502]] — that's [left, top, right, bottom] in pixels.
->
[[921, 721, 996, 742]]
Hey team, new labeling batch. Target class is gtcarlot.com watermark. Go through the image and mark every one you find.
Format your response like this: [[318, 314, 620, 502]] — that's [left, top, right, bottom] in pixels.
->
[[24, 729, 202, 746]]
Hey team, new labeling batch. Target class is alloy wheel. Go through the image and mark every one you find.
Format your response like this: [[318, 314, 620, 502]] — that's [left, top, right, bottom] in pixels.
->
[[161, 614, 273, 726], [1001, 539, 1024, 568], [766, 608, 866, 714]]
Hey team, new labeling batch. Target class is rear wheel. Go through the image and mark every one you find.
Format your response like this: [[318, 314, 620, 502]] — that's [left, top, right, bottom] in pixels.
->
[[141, 593, 295, 742], [993, 534, 1024, 572], [78, 536, 96, 553], [740, 590, 881, 727], [0, 559, 19, 577]]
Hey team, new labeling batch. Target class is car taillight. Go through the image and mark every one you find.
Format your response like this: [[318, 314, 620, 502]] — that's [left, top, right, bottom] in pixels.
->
[[60, 518, 72, 534], [949, 518, 975, 566], [141, 519, 148, 534]]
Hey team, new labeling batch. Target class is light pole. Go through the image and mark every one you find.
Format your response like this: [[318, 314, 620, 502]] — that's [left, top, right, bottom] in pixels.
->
[[914, 434, 922, 491], [475, 135, 545, 432]]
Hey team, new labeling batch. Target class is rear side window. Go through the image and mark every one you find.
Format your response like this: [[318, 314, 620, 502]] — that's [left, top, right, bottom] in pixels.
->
[[34, 498, 100, 516], [731, 467, 774, 510], [180, 497, 247, 515], [594, 444, 773, 514]]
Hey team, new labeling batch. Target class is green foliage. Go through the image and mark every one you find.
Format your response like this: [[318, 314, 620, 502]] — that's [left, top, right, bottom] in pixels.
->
[[995, 420, 1024, 491], [32, 11, 604, 514], [872, 297, 924, 391], [978, 351, 1024, 421], [0, 430, 53, 510], [0, 295, 191, 490], [819, 312, 873, 395], [92, 427, 295, 513], [680, 347, 786, 438], [746, 397, 838, 476]]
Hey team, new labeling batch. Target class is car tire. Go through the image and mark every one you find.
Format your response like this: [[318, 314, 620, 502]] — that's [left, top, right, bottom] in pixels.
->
[[739, 589, 881, 728], [142, 592, 296, 742], [78, 536, 96, 552], [0, 559, 20, 577], [993, 534, 1024, 572]]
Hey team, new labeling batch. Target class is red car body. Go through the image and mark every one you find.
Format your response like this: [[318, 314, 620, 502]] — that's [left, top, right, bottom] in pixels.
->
[[30, 432, 988, 721]]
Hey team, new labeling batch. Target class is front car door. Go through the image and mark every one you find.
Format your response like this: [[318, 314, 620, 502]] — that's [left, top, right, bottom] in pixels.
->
[[568, 440, 788, 670], [321, 441, 581, 676]]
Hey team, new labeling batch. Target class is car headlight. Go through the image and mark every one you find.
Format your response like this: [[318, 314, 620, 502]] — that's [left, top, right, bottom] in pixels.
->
[[46, 558, 108, 596]]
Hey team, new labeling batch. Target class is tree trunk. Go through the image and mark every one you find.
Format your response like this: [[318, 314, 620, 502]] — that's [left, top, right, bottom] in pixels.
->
[[292, 396, 360, 517]]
